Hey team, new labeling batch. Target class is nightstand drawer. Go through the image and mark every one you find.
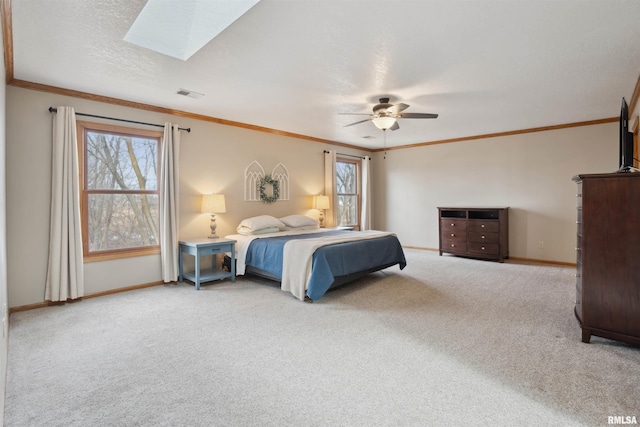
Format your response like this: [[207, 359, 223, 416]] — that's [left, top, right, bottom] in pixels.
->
[[200, 244, 232, 256]]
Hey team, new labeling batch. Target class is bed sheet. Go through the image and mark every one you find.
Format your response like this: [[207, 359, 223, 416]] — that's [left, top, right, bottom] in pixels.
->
[[244, 230, 347, 278]]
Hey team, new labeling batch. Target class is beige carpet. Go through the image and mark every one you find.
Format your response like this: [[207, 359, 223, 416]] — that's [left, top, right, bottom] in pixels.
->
[[5, 249, 639, 426]]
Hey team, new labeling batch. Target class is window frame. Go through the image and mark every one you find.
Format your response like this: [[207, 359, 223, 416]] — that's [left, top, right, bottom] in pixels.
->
[[76, 121, 162, 262], [335, 156, 362, 230]]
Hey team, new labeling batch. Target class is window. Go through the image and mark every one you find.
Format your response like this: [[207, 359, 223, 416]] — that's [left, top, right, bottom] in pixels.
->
[[336, 157, 361, 229], [77, 121, 162, 261]]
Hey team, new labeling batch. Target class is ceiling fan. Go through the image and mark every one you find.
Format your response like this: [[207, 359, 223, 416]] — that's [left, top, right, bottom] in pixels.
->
[[341, 97, 438, 131]]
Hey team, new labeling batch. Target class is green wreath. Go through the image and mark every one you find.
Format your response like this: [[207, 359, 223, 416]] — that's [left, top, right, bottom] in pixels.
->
[[258, 175, 280, 204]]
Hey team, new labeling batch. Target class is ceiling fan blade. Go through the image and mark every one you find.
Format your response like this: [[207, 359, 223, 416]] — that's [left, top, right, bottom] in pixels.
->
[[398, 112, 439, 119], [344, 118, 372, 127], [338, 112, 373, 116], [387, 103, 409, 114], [389, 121, 400, 131]]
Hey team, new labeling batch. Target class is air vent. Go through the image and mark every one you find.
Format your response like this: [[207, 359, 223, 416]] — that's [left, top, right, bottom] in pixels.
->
[[177, 89, 204, 99], [362, 135, 376, 139]]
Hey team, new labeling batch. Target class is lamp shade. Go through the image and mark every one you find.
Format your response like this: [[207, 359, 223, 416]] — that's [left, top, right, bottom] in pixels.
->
[[372, 116, 397, 130], [201, 194, 226, 213], [313, 195, 330, 210]]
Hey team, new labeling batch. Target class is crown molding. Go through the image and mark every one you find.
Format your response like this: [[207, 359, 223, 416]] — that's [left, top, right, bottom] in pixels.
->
[[372, 118, 617, 152]]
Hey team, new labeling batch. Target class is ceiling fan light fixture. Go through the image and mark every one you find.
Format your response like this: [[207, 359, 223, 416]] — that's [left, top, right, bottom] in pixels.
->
[[372, 116, 396, 130]]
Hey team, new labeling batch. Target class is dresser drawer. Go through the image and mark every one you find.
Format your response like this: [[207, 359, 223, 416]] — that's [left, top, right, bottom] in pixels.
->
[[440, 219, 467, 232], [575, 288, 583, 322], [468, 241, 499, 255], [576, 208, 582, 235], [468, 231, 499, 243], [468, 220, 499, 233], [441, 239, 467, 252], [575, 260, 582, 293], [442, 229, 466, 241]]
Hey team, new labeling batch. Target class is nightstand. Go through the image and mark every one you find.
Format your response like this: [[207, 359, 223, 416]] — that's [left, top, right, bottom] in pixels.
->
[[178, 238, 236, 290]]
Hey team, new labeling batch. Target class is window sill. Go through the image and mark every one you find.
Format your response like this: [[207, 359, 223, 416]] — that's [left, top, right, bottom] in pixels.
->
[[84, 246, 161, 263]]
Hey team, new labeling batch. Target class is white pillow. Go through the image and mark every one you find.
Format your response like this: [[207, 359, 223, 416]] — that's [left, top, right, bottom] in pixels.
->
[[236, 215, 285, 233], [282, 225, 319, 231], [279, 215, 319, 229], [237, 226, 281, 236]]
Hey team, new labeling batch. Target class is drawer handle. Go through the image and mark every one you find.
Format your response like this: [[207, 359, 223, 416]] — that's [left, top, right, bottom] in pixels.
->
[[450, 223, 455, 226], [575, 273, 581, 278], [451, 244, 455, 247], [575, 247, 581, 251], [481, 224, 485, 228], [481, 246, 485, 250], [481, 235, 485, 239], [450, 233, 455, 237]]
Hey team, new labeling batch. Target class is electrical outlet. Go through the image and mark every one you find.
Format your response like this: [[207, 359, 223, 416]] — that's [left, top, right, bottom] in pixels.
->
[[538, 241, 544, 249]]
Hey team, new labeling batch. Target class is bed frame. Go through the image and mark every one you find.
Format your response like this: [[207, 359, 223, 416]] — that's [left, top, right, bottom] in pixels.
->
[[225, 255, 397, 300]]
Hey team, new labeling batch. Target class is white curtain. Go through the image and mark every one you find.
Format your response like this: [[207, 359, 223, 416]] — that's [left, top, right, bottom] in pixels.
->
[[45, 106, 84, 302], [324, 150, 337, 228], [160, 123, 181, 282], [361, 157, 373, 230]]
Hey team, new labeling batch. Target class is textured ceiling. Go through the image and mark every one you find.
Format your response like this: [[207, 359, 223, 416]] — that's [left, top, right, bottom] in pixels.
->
[[11, 0, 640, 149]]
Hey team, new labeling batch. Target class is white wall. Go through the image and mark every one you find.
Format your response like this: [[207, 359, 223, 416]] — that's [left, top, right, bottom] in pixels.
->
[[373, 123, 618, 263], [0, 26, 8, 424], [6, 86, 369, 308]]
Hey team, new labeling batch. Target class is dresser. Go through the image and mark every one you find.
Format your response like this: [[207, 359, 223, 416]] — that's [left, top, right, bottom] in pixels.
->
[[438, 207, 509, 262], [572, 173, 640, 346]]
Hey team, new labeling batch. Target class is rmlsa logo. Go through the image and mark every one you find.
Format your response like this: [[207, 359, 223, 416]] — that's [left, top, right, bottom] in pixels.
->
[[608, 416, 638, 425]]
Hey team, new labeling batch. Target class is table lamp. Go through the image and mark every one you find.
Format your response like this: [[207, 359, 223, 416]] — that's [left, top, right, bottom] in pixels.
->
[[313, 195, 330, 228], [201, 194, 226, 238]]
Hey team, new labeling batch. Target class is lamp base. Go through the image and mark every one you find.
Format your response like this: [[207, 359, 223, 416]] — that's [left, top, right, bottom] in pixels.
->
[[208, 214, 219, 239], [318, 211, 325, 228]]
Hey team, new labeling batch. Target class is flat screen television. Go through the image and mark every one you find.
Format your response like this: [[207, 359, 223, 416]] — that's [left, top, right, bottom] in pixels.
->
[[619, 97, 635, 172]]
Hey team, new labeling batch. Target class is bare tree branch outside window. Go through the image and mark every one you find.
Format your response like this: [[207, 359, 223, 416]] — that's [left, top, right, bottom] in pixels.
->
[[80, 123, 161, 256], [336, 159, 359, 227]]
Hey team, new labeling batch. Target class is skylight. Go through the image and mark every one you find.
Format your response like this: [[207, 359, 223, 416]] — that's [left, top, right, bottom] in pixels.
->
[[124, 0, 261, 61]]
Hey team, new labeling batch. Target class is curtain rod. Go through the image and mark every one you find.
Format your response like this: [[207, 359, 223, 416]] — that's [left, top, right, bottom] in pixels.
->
[[324, 150, 370, 160], [48, 107, 191, 133]]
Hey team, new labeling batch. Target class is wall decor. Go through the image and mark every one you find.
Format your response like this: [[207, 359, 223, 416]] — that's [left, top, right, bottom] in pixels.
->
[[244, 160, 290, 202], [271, 163, 290, 200], [258, 175, 279, 203]]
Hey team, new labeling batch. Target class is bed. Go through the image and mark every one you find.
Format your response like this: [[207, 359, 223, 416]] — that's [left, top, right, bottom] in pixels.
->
[[226, 215, 407, 301]]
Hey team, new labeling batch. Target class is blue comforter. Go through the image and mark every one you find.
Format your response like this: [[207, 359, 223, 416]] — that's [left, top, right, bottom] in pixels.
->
[[245, 230, 407, 300]]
